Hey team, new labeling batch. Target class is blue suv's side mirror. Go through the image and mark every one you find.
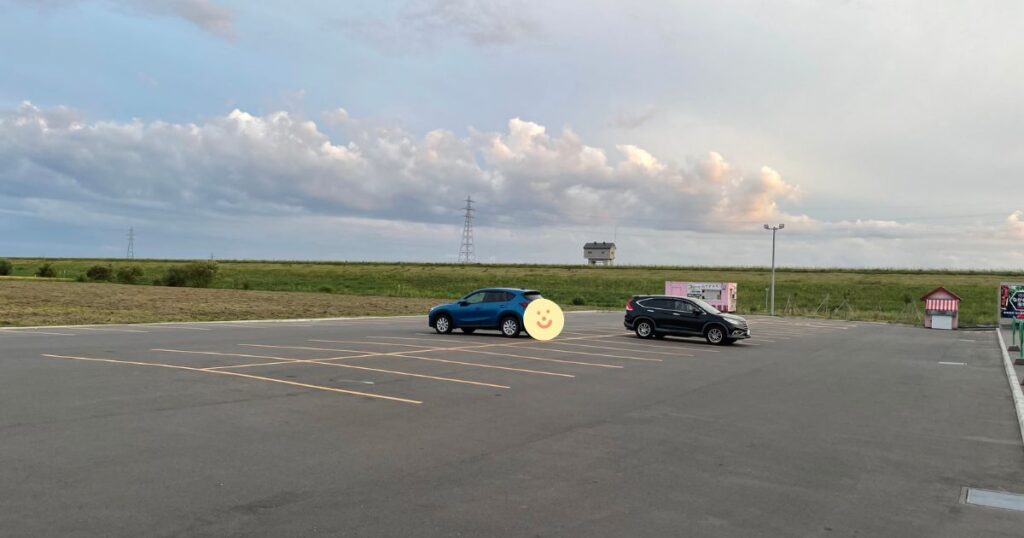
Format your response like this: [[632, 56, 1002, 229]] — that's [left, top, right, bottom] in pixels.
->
[[458, 301, 470, 307]]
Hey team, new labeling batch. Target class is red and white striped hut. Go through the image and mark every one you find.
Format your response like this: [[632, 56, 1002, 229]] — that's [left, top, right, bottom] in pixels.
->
[[921, 287, 961, 330]]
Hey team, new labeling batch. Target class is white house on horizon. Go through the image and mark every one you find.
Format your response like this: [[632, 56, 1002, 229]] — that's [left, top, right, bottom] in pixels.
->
[[584, 242, 616, 266]]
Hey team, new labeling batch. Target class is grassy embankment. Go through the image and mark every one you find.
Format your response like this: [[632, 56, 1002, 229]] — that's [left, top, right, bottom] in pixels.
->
[[1, 258, 1020, 327]]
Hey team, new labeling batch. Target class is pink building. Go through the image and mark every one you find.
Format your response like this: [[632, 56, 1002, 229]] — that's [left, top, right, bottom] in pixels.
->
[[921, 287, 960, 330]]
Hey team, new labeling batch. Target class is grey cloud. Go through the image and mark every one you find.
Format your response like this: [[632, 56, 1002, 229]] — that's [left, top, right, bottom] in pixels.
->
[[609, 105, 658, 130], [12, 0, 236, 39], [342, 0, 539, 52]]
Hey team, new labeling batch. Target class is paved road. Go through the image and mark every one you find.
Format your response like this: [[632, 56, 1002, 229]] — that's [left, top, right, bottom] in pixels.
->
[[2, 313, 1023, 536]]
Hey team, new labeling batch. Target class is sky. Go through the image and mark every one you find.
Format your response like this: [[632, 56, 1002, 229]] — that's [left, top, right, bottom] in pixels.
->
[[1, 0, 1023, 267]]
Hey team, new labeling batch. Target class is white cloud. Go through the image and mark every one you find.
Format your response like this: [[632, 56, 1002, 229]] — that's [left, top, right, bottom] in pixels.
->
[[1008, 211, 1024, 239], [0, 102, 803, 234]]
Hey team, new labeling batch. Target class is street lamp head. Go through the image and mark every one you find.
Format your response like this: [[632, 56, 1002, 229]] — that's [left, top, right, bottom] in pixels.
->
[[763, 224, 770, 230], [779, 223, 785, 230]]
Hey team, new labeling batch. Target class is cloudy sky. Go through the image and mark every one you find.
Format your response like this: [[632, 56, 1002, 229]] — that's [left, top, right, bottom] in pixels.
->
[[2, 0, 1023, 267]]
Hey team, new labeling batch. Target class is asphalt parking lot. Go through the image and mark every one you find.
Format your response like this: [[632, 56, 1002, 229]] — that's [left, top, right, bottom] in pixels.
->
[[2, 312, 1023, 537]]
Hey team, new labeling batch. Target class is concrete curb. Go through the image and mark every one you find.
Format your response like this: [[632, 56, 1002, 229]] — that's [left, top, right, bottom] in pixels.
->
[[995, 328, 1024, 451]]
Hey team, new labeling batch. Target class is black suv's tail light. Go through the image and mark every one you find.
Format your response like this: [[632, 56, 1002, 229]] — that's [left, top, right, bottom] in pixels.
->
[[625, 300, 634, 311]]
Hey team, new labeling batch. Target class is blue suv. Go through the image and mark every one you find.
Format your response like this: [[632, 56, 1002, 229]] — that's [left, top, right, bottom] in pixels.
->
[[429, 288, 543, 337]]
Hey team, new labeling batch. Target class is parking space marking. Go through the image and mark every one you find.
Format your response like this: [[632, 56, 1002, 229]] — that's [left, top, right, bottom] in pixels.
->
[[307, 339, 434, 349], [939, 361, 966, 366], [390, 354, 575, 378], [370, 333, 625, 345], [749, 321, 854, 330], [150, 349, 510, 389], [515, 344, 666, 362], [152, 349, 311, 361], [745, 332, 792, 339], [69, 327, 150, 334], [747, 327, 811, 335], [244, 343, 387, 355], [241, 343, 578, 377], [608, 336, 723, 353], [0, 330, 77, 336], [198, 323, 280, 329], [40, 354, 422, 404], [143, 325, 213, 331], [548, 340, 697, 358], [450, 348, 623, 369]]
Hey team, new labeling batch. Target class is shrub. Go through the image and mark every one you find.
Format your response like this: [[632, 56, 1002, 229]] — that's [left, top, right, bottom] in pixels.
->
[[571, 297, 586, 305], [318, 285, 334, 293], [115, 265, 144, 284], [163, 261, 218, 288], [0, 259, 12, 276], [85, 265, 114, 281], [35, 263, 56, 278]]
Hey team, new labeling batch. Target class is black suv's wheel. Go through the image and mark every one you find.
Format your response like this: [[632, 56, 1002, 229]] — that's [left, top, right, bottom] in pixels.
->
[[434, 313, 453, 334], [704, 325, 726, 345], [634, 319, 655, 339], [500, 316, 521, 337], [461, 328, 476, 334]]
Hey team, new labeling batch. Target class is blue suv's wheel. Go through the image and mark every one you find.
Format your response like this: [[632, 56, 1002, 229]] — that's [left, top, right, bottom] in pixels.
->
[[500, 316, 521, 337], [434, 313, 453, 334]]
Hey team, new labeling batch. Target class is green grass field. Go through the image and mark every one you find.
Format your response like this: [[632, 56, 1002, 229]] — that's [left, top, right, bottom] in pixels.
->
[[3, 258, 1021, 326]]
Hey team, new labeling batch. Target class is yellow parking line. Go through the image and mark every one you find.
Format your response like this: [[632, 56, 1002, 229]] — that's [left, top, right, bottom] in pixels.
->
[[238, 344, 576, 378], [39, 354, 421, 404], [71, 327, 149, 334], [153, 349, 299, 361], [150, 349, 509, 389], [392, 354, 575, 378], [309, 339, 434, 348], [243, 343, 379, 354], [517, 344, 666, 362], [303, 362, 510, 389], [143, 325, 213, 331], [609, 336, 722, 353], [0, 330, 77, 336], [452, 348, 623, 369], [548, 341, 694, 358]]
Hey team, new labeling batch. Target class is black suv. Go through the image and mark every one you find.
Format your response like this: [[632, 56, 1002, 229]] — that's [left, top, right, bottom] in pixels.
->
[[624, 295, 750, 345]]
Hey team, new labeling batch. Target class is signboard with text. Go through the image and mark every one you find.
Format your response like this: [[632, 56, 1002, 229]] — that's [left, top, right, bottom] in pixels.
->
[[999, 283, 1024, 321]]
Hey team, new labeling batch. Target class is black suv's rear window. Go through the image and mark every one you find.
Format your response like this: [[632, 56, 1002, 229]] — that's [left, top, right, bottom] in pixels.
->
[[640, 298, 673, 309], [523, 292, 543, 302]]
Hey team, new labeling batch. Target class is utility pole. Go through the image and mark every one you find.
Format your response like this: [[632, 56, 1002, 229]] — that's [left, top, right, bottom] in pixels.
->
[[458, 196, 475, 263], [126, 227, 135, 259], [763, 223, 785, 315]]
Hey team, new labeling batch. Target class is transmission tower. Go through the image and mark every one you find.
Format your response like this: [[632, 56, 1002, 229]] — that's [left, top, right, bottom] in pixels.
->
[[126, 227, 135, 259], [457, 196, 475, 263]]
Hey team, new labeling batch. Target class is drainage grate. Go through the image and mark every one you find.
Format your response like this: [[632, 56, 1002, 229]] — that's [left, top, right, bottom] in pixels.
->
[[964, 488, 1024, 512]]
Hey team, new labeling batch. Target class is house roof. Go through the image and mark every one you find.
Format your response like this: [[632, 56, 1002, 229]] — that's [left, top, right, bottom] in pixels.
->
[[583, 242, 616, 249], [920, 286, 961, 301]]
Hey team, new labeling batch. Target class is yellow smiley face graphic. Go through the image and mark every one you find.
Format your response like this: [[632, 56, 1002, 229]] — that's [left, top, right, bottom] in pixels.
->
[[523, 298, 565, 341]]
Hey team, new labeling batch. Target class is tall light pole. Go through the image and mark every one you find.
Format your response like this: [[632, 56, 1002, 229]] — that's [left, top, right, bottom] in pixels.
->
[[764, 223, 785, 315]]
